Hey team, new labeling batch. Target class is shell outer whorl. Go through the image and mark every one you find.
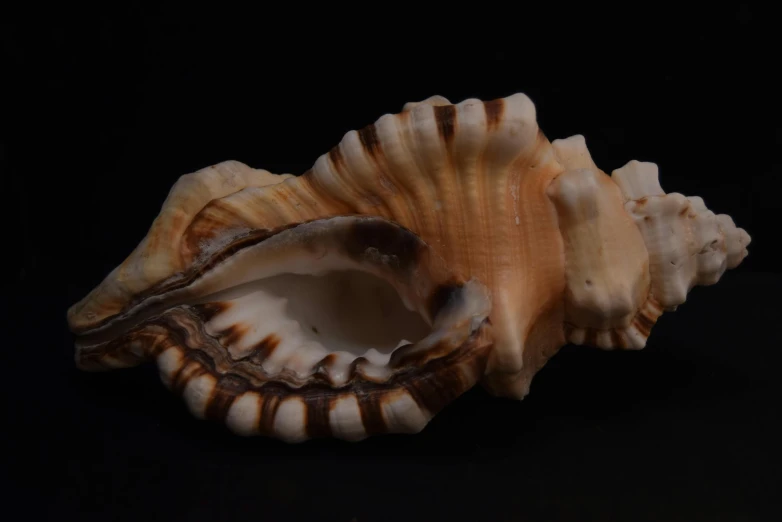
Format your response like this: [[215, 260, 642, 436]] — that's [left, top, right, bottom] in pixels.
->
[[67, 92, 752, 441]]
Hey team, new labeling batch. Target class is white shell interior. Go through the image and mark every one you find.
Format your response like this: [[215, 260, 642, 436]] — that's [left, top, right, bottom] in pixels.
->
[[201, 270, 431, 380]]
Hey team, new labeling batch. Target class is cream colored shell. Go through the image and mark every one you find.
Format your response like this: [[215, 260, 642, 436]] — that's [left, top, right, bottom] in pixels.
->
[[66, 92, 751, 441]]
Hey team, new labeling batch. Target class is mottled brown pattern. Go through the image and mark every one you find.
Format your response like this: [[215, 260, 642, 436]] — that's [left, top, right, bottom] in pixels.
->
[[433, 105, 457, 145], [483, 98, 505, 129], [341, 218, 425, 274]]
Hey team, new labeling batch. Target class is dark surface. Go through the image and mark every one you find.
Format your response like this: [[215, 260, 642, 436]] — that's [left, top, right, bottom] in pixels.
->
[[4, 6, 780, 522]]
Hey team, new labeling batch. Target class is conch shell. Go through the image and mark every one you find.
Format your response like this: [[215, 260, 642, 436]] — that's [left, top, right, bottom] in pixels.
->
[[67, 92, 751, 442]]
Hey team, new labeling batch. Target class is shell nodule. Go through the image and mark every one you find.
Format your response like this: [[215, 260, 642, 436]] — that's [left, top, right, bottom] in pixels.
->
[[67, 93, 751, 442]]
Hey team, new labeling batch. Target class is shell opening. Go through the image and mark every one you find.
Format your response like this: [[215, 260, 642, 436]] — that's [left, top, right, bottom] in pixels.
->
[[71, 216, 493, 441], [190, 269, 432, 379]]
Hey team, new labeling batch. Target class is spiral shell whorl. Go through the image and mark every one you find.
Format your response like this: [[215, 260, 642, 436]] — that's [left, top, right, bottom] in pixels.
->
[[66, 92, 752, 440], [613, 160, 751, 311]]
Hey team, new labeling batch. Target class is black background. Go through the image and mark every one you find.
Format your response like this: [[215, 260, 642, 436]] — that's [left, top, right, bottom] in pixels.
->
[[4, 5, 780, 521]]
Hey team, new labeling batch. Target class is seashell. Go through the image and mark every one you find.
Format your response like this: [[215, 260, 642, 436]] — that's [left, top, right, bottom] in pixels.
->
[[67, 92, 751, 442]]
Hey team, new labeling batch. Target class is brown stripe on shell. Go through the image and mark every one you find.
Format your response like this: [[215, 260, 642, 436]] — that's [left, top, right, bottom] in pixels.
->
[[633, 310, 656, 338], [303, 389, 334, 439], [328, 145, 345, 169], [563, 294, 664, 351], [401, 364, 470, 418], [187, 346, 218, 369], [80, 304, 492, 440], [609, 329, 625, 349], [433, 104, 457, 145], [584, 329, 599, 348], [646, 297, 663, 316], [483, 98, 505, 129], [188, 223, 298, 278], [357, 124, 382, 158], [355, 389, 388, 436], [186, 198, 246, 239], [234, 334, 280, 365], [205, 373, 252, 421], [216, 324, 247, 347], [149, 333, 177, 357], [171, 359, 208, 395], [257, 389, 282, 436]]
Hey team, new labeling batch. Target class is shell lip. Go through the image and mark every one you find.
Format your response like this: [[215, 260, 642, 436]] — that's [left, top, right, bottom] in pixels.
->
[[72, 273, 495, 442], [67, 222, 308, 337], [75, 277, 493, 386], [71, 214, 496, 383], [67, 214, 400, 339]]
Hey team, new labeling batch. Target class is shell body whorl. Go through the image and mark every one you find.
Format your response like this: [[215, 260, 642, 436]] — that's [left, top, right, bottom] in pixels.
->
[[67, 92, 751, 441]]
